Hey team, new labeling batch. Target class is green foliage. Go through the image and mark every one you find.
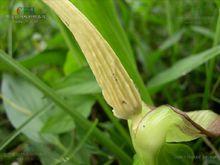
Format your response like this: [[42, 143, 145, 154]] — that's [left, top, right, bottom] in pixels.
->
[[148, 46, 220, 88], [1, 74, 56, 142], [0, 0, 219, 164], [0, 49, 66, 71], [54, 67, 100, 95], [157, 143, 194, 165], [41, 95, 95, 134], [0, 50, 132, 164], [133, 143, 194, 165], [63, 51, 81, 75]]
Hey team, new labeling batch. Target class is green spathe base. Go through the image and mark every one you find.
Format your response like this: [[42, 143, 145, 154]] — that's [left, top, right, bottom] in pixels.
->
[[128, 103, 199, 165]]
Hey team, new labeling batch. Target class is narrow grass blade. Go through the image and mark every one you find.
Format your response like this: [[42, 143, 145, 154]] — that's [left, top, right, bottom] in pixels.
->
[[148, 46, 220, 88], [191, 26, 214, 39], [202, 8, 220, 109], [54, 119, 98, 165], [0, 50, 66, 71], [159, 29, 185, 51]]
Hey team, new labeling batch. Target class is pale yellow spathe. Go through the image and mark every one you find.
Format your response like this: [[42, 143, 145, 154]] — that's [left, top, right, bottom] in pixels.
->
[[43, 0, 142, 119]]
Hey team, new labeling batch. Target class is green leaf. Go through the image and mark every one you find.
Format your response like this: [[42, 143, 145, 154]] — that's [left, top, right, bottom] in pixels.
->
[[47, 33, 66, 49], [148, 46, 220, 88], [159, 29, 185, 51], [29, 142, 62, 165], [54, 67, 101, 95], [0, 49, 66, 71], [41, 95, 95, 134], [0, 104, 49, 151], [42, 67, 62, 86], [20, 50, 66, 68], [191, 26, 214, 39], [41, 111, 75, 134], [1, 74, 56, 142], [63, 51, 81, 75], [157, 143, 194, 165]]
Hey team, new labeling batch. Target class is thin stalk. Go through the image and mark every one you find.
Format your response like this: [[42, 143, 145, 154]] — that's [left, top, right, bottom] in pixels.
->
[[71, 119, 98, 156], [202, 137, 220, 160], [8, 22, 12, 57], [96, 95, 132, 148], [55, 120, 98, 165], [203, 11, 220, 160], [211, 77, 220, 96], [165, 0, 173, 37], [54, 134, 76, 165], [202, 9, 220, 109], [7, 0, 15, 57], [211, 96, 220, 104], [0, 50, 132, 164], [164, 0, 178, 62], [55, 139, 68, 153]]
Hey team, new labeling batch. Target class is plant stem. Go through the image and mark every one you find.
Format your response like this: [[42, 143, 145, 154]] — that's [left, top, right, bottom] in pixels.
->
[[7, 0, 15, 57], [202, 9, 220, 109], [0, 50, 132, 164], [164, 0, 178, 62], [55, 120, 98, 165], [202, 137, 220, 160], [165, 0, 173, 37], [71, 119, 98, 155]]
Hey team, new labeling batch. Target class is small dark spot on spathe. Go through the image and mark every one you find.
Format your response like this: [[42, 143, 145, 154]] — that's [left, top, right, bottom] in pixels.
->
[[112, 73, 118, 82], [122, 100, 127, 104]]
